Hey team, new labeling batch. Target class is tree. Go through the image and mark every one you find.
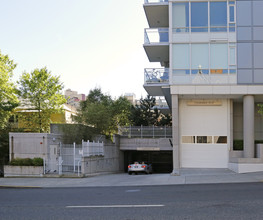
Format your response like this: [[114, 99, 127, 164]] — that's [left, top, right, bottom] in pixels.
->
[[259, 104, 263, 116], [130, 95, 160, 126], [17, 67, 66, 132], [76, 88, 132, 137], [0, 51, 19, 129], [129, 95, 172, 126]]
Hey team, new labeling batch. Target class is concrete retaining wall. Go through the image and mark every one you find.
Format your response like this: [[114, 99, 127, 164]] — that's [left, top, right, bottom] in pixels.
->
[[4, 165, 44, 177], [9, 133, 62, 161], [81, 143, 124, 176]]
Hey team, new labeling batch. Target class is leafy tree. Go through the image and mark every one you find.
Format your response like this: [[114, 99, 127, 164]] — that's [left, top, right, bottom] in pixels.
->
[[110, 96, 132, 131], [259, 104, 263, 116], [76, 88, 132, 137], [0, 51, 19, 129], [17, 67, 66, 132]]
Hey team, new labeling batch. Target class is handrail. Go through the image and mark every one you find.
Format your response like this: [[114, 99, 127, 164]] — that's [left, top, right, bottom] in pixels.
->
[[144, 68, 169, 84], [144, 28, 169, 44]]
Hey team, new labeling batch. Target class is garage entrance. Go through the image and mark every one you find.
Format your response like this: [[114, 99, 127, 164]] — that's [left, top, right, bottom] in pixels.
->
[[124, 151, 172, 173]]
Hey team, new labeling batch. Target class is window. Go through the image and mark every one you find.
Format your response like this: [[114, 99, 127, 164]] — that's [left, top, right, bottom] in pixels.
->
[[181, 136, 228, 144], [191, 44, 209, 72], [173, 43, 236, 75], [172, 44, 190, 69], [191, 2, 208, 32], [182, 136, 195, 143], [197, 136, 212, 144], [173, 2, 189, 32], [229, 6, 235, 22], [214, 136, 227, 144], [210, 2, 227, 32], [229, 46, 236, 65], [210, 44, 228, 71]]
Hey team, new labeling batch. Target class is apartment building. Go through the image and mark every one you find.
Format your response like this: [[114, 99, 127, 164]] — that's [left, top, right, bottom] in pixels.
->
[[143, 0, 263, 173], [64, 89, 86, 109]]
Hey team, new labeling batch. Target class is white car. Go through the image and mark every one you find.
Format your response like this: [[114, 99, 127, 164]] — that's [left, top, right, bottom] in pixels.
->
[[128, 162, 153, 175]]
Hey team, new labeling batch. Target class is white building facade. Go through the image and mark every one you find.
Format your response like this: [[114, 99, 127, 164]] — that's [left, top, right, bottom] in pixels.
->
[[143, 0, 263, 173]]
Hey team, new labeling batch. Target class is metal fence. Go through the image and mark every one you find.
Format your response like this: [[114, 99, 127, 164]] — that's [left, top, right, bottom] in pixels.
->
[[118, 126, 172, 138], [61, 143, 82, 173], [82, 140, 104, 156], [44, 141, 104, 176]]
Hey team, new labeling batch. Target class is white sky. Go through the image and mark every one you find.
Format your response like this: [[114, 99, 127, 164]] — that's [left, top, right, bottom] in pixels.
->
[[0, 0, 161, 99]]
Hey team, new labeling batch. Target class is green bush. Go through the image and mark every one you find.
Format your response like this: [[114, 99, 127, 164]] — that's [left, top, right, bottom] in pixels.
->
[[233, 140, 243, 151], [233, 140, 263, 151], [32, 157, 43, 166], [9, 157, 43, 166]]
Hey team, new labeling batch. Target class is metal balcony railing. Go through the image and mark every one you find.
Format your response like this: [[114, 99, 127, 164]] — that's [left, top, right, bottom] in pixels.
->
[[144, 28, 169, 44], [144, 68, 169, 84], [119, 126, 172, 138], [144, 0, 168, 3]]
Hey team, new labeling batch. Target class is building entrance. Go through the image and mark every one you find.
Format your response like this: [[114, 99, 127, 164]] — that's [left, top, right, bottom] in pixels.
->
[[124, 151, 172, 173]]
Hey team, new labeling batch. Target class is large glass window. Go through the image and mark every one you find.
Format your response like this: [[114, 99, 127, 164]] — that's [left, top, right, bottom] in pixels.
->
[[172, 1, 234, 33], [172, 43, 236, 75], [191, 2, 208, 32], [173, 3, 189, 32], [172, 44, 190, 69], [191, 44, 209, 72], [210, 2, 227, 32], [210, 44, 228, 71]]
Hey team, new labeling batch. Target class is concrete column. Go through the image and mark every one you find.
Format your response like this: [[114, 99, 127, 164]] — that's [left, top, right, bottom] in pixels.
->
[[243, 95, 255, 158], [171, 94, 180, 175]]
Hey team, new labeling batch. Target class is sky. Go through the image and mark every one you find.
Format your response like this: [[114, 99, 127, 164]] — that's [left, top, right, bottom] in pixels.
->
[[0, 0, 161, 99]]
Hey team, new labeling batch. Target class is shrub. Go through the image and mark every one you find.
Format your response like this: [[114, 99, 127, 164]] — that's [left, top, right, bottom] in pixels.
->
[[233, 140, 263, 151], [9, 157, 43, 166], [32, 157, 43, 166], [233, 140, 243, 151]]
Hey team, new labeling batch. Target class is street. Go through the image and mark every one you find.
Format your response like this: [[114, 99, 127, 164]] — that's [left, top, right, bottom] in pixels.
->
[[1, 183, 263, 219]]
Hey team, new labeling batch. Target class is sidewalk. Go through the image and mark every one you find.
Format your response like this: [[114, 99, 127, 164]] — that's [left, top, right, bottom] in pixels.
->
[[1, 168, 263, 188]]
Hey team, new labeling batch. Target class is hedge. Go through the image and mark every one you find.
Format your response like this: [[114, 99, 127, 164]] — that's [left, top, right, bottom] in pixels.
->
[[9, 157, 43, 166]]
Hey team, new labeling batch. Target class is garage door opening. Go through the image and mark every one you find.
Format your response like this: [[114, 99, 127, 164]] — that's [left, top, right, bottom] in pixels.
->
[[124, 151, 172, 173]]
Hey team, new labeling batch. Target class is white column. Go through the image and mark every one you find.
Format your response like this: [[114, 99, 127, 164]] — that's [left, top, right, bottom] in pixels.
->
[[243, 95, 255, 158], [171, 94, 180, 175]]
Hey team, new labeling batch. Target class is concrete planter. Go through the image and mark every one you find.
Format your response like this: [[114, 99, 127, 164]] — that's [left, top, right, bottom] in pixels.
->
[[4, 165, 44, 177]]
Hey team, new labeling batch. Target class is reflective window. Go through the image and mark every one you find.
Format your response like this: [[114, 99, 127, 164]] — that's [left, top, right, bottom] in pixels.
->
[[182, 136, 195, 143], [210, 44, 228, 69], [229, 6, 235, 22], [191, 2, 208, 32], [229, 47, 236, 65], [172, 44, 190, 69], [197, 136, 212, 144], [191, 44, 209, 69], [173, 70, 190, 75], [173, 3, 189, 32], [214, 136, 227, 144], [210, 2, 227, 32]]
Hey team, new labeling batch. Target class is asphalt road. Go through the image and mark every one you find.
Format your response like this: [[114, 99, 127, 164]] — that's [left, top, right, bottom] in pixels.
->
[[1, 183, 263, 220]]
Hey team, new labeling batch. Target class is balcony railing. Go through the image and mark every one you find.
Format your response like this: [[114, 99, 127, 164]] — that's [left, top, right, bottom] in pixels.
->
[[144, 28, 169, 44], [145, 68, 169, 84], [119, 126, 172, 138], [172, 73, 237, 85], [144, 0, 168, 3]]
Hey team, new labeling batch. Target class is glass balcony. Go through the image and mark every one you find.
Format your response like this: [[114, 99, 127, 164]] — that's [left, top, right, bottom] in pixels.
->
[[144, 28, 169, 44], [144, 68, 169, 84], [144, 0, 168, 3], [171, 73, 237, 85]]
